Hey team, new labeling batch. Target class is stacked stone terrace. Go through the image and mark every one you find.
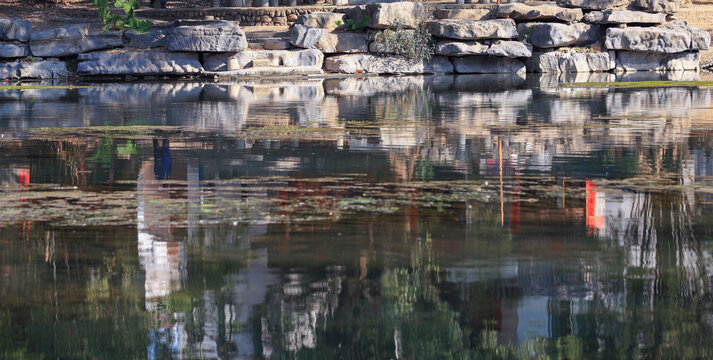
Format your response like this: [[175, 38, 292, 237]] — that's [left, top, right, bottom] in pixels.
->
[[0, 0, 710, 79]]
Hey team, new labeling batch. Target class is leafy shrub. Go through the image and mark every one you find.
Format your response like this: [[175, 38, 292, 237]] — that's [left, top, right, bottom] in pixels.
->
[[335, 17, 371, 32], [371, 18, 435, 61], [91, 0, 153, 33]]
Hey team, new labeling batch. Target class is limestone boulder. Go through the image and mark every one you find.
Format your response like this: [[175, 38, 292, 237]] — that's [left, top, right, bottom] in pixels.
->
[[436, 40, 532, 58], [433, 9, 494, 20], [164, 21, 247, 52], [340, 2, 425, 29], [615, 51, 699, 71], [125, 26, 172, 49], [77, 51, 203, 76], [295, 13, 346, 30], [290, 25, 367, 53], [583, 10, 666, 24], [20, 59, 69, 79], [557, 0, 630, 10], [0, 43, 30, 58], [495, 3, 583, 22], [426, 19, 518, 40], [204, 49, 324, 72], [0, 18, 31, 43], [262, 38, 292, 50], [30, 25, 124, 57], [605, 26, 700, 53], [0, 62, 21, 79], [324, 54, 453, 74], [290, 25, 327, 49], [662, 21, 710, 50], [525, 23, 599, 48], [451, 56, 526, 74], [526, 49, 615, 72], [631, 0, 679, 14]]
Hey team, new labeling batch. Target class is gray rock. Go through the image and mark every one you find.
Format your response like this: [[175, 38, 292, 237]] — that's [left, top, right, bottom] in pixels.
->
[[290, 25, 367, 53], [204, 49, 323, 71], [262, 38, 292, 50], [615, 50, 699, 71], [0, 43, 30, 58], [433, 9, 494, 20], [341, 2, 426, 29], [526, 49, 615, 72], [30, 25, 123, 57], [324, 54, 453, 74], [295, 13, 346, 30], [125, 27, 170, 49], [662, 21, 710, 50], [452, 56, 526, 74], [0, 62, 21, 79], [0, 18, 31, 42], [605, 26, 695, 53], [496, 3, 583, 22], [527, 23, 599, 48], [436, 40, 532, 57], [426, 19, 518, 40], [557, 0, 630, 10], [631, 0, 679, 14], [290, 25, 328, 49], [20, 59, 69, 79], [164, 21, 247, 52], [583, 10, 666, 24], [77, 51, 203, 76]]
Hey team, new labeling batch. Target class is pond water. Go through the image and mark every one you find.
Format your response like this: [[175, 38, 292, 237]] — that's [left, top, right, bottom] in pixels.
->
[[2, 72, 713, 359]]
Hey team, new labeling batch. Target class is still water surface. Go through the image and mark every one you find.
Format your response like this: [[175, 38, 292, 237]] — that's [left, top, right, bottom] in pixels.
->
[[2, 73, 713, 359]]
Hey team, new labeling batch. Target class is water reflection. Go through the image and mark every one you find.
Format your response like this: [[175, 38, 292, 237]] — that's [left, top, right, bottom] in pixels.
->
[[3, 73, 713, 358]]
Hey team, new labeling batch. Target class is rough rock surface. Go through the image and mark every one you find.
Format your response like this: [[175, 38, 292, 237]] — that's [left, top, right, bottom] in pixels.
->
[[426, 19, 518, 40], [30, 25, 123, 57], [526, 23, 599, 49], [433, 9, 493, 20], [583, 10, 666, 24], [290, 25, 367, 53], [340, 2, 425, 29], [77, 51, 203, 76], [605, 26, 706, 53], [495, 3, 583, 22], [164, 21, 247, 52], [290, 25, 327, 49], [436, 40, 532, 58], [324, 54, 453, 74], [125, 27, 171, 49], [615, 51, 699, 71], [451, 56, 526, 74], [0, 18, 31, 43], [631, 0, 679, 14], [204, 49, 324, 71], [0, 62, 21, 79], [295, 13, 346, 30], [662, 21, 711, 51], [20, 59, 69, 79], [0, 43, 30, 58], [526, 49, 615, 72], [262, 38, 292, 50], [557, 0, 630, 10]]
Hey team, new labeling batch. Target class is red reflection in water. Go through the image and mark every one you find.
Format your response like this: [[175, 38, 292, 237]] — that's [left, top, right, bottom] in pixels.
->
[[585, 180, 604, 234]]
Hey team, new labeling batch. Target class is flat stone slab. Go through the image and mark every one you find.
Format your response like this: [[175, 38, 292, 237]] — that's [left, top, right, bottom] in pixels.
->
[[496, 3, 583, 22], [164, 21, 247, 52], [295, 13, 346, 30], [0, 18, 31, 43], [20, 59, 69, 79], [340, 2, 425, 30], [426, 19, 518, 40], [663, 21, 710, 51], [605, 26, 708, 53], [557, 0, 630, 10], [524, 23, 599, 49], [526, 49, 615, 72], [615, 50, 699, 71], [262, 38, 292, 50], [436, 40, 532, 58], [451, 56, 526, 74], [324, 54, 453, 74], [583, 10, 666, 24], [433, 9, 494, 21], [77, 51, 203, 76], [204, 49, 324, 71], [290, 25, 367, 53], [0, 43, 30, 58], [631, 0, 679, 14], [30, 25, 124, 57]]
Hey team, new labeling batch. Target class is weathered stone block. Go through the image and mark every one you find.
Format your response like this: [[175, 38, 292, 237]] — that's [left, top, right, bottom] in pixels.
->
[[436, 40, 532, 58], [526, 49, 615, 72], [204, 49, 323, 72], [426, 19, 518, 40], [433, 9, 494, 21], [125, 27, 170, 49], [295, 12, 346, 30], [496, 3, 583, 22], [341, 2, 426, 30], [605, 26, 698, 53], [164, 21, 247, 52], [527, 23, 599, 49], [557, 0, 630, 10], [0, 62, 21, 79], [324, 54, 453, 74], [0, 43, 30, 58], [20, 59, 69, 79], [631, 0, 679, 14], [290, 25, 368, 53], [0, 18, 31, 42], [615, 51, 699, 71], [583, 10, 666, 24], [77, 51, 203, 75], [30, 25, 123, 57], [262, 38, 292, 50], [451, 56, 526, 74]]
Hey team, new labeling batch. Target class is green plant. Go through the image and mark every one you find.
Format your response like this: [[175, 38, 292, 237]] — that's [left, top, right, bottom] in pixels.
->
[[91, 0, 153, 33], [372, 17, 435, 61], [335, 16, 370, 32]]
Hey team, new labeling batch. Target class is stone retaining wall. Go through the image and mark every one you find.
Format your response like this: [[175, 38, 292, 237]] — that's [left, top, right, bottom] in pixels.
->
[[0, 1, 710, 80], [135, 6, 334, 26]]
